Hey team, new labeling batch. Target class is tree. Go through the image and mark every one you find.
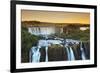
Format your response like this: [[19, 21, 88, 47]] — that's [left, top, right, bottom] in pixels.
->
[[21, 26, 39, 62]]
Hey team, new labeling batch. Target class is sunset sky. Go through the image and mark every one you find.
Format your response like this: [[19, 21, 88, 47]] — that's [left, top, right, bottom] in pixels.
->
[[21, 10, 90, 24]]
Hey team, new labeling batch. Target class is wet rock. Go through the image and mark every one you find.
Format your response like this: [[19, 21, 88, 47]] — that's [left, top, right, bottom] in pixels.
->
[[40, 47, 46, 62], [82, 42, 90, 59], [71, 44, 81, 60], [48, 44, 67, 61]]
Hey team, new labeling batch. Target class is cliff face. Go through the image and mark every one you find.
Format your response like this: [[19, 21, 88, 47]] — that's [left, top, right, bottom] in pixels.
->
[[40, 47, 46, 62], [39, 42, 90, 62], [48, 45, 67, 61], [82, 42, 90, 59], [71, 44, 81, 60]]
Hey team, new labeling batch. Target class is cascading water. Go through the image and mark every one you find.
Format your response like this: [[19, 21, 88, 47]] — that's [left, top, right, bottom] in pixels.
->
[[69, 47, 75, 60], [44, 39, 48, 62], [65, 46, 75, 61], [80, 42, 86, 60], [30, 39, 87, 62], [65, 47, 70, 60], [30, 46, 41, 62], [45, 46, 48, 62], [29, 27, 56, 35]]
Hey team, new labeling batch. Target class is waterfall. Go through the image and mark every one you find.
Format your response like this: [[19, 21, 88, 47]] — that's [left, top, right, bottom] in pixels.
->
[[80, 42, 86, 60], [65, 46, 75, 61], [65, 47, 70, 60], [30, 46, 41, 62], [45, 46, 48, 62], [45, 39, 48, 62], [69, 47, 75, 60], [29, 39, 87, 62], [29, 27, 56, 36]]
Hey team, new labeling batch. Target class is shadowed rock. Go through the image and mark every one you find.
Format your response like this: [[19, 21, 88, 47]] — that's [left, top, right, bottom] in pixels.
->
[[48, 44, 67, 61], [31, 41, 90, 62], [71, 44, 81, 60], [82, 42, 90, 59], [40, 47, 46, 62]]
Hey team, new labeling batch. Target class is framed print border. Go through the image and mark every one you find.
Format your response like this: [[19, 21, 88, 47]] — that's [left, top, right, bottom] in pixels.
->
[[10, 0, 97, 72]]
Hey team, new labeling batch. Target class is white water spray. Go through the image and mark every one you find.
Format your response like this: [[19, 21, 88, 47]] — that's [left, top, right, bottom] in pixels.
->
[[80, 42, 86, 60]]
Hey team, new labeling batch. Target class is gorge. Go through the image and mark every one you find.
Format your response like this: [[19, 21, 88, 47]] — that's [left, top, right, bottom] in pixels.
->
[[21, 21, 90, 63], [29, 39, 90, 62]]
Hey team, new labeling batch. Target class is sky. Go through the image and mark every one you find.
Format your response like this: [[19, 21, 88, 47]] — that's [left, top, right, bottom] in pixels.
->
[[21, 10, 90, 24]]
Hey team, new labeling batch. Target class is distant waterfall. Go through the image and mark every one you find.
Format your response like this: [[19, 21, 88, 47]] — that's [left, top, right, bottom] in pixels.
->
[[80, 42, 86, 60], [45, 46, 48, 62], [30, 46, 41, 62], [28, 27, 56, 35]]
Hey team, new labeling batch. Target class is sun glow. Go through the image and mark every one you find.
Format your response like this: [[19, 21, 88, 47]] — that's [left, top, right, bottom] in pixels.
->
[[21, 10, 90, 24]]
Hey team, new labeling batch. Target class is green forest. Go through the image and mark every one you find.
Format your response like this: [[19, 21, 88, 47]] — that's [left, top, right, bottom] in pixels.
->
[[21, 26, 39, 62]]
